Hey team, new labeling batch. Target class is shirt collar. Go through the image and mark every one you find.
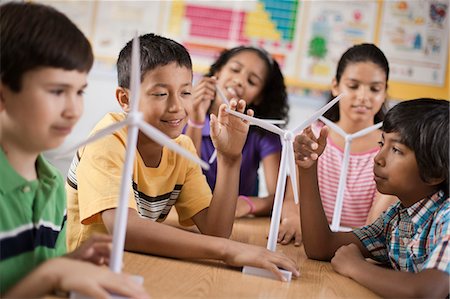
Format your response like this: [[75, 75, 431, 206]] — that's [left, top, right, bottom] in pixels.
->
[[0, 149, 59, 194], [402, 190, 447, 230]]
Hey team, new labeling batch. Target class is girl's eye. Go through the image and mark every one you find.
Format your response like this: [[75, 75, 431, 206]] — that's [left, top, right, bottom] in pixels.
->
[[77, 90, 85, 96], [371, 87, 381, 92], [51, 89, 64, 96], [347, 85, 358, 90], [181, 92, 192, 97]]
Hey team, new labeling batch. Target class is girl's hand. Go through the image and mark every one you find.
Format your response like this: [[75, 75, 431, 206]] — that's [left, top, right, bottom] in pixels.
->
[[66, 233, 112, 266], [331, 243, 365, 278], [191, 76, 217, 123], [210, 99, 253, 161], [277, 215, 302, 246], [293, 126, 328, 169]]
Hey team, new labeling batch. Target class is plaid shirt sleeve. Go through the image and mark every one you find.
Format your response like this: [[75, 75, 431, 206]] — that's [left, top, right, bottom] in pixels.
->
[[353, 210, 393, 265], [422, 201, 450, 275]]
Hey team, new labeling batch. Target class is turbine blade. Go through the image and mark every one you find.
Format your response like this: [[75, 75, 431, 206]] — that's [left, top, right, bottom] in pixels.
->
[[351, 122, 383, 139], [261, 119, 286, 125], [139, 122, 210, 170], [129, 34, 140, 113], [286, 142, 299, 204], [319, 116, 347, 137], [225, 108, 285, 136], [208, 149, 217, 164], [293, 94, 343, 134], [56, 121, 128, 159], [215, 85, 230, 106]]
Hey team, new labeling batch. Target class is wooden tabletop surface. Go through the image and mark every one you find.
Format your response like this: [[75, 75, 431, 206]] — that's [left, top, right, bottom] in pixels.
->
[[121, 214, 380, 299]]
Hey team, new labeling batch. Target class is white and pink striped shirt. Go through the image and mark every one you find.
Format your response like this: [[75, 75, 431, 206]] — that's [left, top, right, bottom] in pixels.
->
[[315, 124, 379, 228]]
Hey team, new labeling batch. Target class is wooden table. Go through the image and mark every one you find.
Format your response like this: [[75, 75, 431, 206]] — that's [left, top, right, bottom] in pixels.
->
[[123, 215, 380, 298]]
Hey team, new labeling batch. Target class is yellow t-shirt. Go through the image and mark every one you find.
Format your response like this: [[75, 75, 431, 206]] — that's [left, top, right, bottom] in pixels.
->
[[66, 112, 212, 251]]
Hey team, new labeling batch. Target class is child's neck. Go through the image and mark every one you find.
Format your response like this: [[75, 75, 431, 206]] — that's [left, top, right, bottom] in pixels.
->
[[336, 118, 375, 134], [398, 186, 441, 208], [137, 134, 163, 168], [0, 141, 38, 181]]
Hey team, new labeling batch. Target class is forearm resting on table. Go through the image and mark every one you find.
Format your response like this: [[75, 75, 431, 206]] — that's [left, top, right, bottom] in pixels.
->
[[102, 208, 229, 260], [349, 261, 449, 298]]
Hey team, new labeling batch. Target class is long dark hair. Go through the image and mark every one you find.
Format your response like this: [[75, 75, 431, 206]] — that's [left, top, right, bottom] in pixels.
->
[[207, 46, 289, 127]]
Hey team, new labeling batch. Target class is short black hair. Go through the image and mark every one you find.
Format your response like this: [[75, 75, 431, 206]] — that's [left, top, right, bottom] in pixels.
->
[[383, 98, 449, 196], [0, 2, 93, 92], [207, 46, 289, 127], [324, 43, 390, 123], [117, 33, 192, 88]]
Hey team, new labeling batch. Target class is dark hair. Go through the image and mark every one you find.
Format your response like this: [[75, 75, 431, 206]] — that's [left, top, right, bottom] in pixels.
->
[[0, 2, 93, 92], [383, 98, 449, 197], [324, 43, 390, 123], [207, 46, 289, 126], [117, 33, 192, 88]]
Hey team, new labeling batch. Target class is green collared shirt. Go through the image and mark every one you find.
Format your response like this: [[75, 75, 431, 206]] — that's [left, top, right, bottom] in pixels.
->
[[0, 149, 67, 294]]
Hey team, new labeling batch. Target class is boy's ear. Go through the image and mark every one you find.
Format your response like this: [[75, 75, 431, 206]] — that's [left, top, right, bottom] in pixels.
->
[[426, 176, 446, 186], [331, 78, 339, 97], [116, 87, 131, 112]]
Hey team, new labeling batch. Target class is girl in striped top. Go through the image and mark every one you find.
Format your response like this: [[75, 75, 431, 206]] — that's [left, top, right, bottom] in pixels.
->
[[279, 44, 398, 244]]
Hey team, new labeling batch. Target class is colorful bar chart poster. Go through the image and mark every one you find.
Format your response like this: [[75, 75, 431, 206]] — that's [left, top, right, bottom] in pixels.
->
[[298, 1, 378, 84], [166, 0, 302, 77], [379, 0, 449, 86]]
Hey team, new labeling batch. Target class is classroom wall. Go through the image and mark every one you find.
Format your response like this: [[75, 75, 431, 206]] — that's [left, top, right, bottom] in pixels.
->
[[40, 0, 448, 177]]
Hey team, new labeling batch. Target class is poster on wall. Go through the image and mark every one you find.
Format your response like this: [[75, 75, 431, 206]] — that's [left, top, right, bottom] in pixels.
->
[[164, 0, 303, 77], [91, 1, 165, 61], [298, 1, 378, 85], [37, 0, 95, 39], [379, 0, 449, 86]]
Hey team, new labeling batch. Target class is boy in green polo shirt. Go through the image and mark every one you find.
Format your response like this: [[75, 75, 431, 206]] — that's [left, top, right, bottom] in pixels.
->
[[0, 2, 148, 298]]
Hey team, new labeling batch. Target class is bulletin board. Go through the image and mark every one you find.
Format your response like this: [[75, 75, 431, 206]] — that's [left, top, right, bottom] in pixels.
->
[[37, 0, 449, 100]]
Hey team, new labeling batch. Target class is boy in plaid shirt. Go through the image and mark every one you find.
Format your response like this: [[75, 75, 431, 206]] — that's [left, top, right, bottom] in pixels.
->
[[294, 98, 449, 297]]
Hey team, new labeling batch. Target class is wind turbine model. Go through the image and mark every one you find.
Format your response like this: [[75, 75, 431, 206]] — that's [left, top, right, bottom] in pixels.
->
[[67, 35, 209, 298], [225, 94, 342, 281], [208, 86, 285, 164], [318, 116, 382, 232]]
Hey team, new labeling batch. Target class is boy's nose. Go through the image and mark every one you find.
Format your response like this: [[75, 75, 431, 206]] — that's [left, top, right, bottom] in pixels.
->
[[373, 149, 385, 167], [167, 94, 182, 112], [62, 95, 82, 119]]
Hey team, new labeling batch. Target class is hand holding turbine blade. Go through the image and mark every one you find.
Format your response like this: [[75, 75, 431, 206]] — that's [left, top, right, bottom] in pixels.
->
[[207, 86, 284, 164]]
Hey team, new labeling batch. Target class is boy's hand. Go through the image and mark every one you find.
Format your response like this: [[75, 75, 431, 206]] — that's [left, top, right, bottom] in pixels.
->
[[210, 99, 253, 161], [223, 240, 300, 282], [293, 126, 328, 169], [331, 243, 364, 278], [191, 76, 217, 123], [66, 233, 112, 266], [49, 258, 149, 299]]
